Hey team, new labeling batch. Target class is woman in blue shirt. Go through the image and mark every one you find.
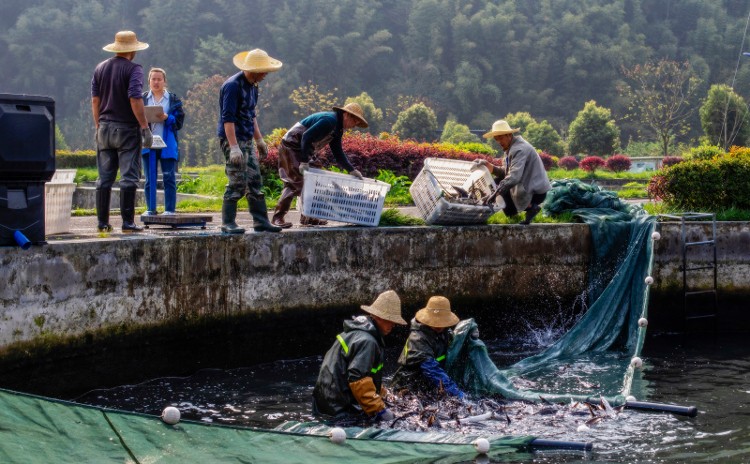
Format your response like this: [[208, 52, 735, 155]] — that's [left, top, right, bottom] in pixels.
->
[[141, 67, 184, 215]]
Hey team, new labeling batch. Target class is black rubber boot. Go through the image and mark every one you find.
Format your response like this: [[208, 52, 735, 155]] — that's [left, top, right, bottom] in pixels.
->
[[250, 198, 282, 233], [521, 205, 542, 225], [95, 188, 113, 232], [121, 187, 143, 232], [221, 200, 245, 234]]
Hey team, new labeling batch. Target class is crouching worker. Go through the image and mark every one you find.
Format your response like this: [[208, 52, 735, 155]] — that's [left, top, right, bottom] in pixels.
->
[[313, 290, 407, 423], [390, 296, 465, 399]]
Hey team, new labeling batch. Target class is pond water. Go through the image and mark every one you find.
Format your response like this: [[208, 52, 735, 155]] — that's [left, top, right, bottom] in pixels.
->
[[73, 331, 750, 463]]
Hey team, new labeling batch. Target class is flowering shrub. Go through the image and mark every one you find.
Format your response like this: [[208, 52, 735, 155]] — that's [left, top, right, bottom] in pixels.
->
[[558, 156, 579, 170], [56, 150, 97, 168], [661, 156, 683, 168], [605, 154, 632, 172], [260, 132, 493, 180], [580, 156, 606, 173], [539, 152, 556, 171]]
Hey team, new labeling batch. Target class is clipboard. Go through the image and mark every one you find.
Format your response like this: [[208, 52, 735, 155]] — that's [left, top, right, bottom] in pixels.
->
[[145, 105, 165, 123]]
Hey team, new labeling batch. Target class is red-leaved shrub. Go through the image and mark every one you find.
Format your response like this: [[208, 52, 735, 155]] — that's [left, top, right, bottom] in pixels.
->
[[580, 156, 606, 173], [605, 154, 632, 172], [539, 151, 556, 171], [558, 156, 579, 170], [662, 156, 684, 168], [260, 133, 493, 180]]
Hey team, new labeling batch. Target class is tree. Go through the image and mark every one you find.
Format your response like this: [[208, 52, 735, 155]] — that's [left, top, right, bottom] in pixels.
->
[[289, 81, 338, 118], [182, 74, 226, 166], [619, 60, 702, 157], [526, 120, 566, 157], [568, 100, 620, 156], [391, 103, 439, 142], [699, 84, 750, 150], [440, 118, 479, 144], [345, 92, 383, 134], [504, 112, 536, 134], [55, 125, 69, 151]]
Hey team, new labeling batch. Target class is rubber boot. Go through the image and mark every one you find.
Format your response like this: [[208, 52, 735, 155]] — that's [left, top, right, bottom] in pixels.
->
[[249, 198, 282, 232], [95, 188, 113, 232], [121, 187, 143, 232], [521, 205, 542, 225], [271, 195, 293, 229], [221, 200, 245, 234]]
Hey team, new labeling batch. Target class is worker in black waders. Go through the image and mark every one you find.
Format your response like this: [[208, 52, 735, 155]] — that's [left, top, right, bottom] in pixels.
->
[[313, 290, 407, 424]]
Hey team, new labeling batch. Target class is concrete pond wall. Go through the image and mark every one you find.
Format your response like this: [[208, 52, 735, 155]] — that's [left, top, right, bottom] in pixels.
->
[[0, 222, 748, 395]]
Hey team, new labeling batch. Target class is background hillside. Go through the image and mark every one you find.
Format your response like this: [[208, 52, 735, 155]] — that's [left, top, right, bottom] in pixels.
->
[[3, 0, 750, 153]]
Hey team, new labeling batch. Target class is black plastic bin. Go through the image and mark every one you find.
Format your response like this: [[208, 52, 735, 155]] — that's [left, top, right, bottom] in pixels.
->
[[0, 183, 46, 245], [0, 93, 55, 246]]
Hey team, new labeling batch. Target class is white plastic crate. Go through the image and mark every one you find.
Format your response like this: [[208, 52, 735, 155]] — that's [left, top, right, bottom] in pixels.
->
[[301, 168, 391, 226], [45, 169, 77, 235], [409, 158, 503, 225]]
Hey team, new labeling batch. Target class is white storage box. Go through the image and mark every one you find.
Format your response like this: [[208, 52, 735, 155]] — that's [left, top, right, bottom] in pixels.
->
[[410, 158, 503, 225], [301, 168, 391, 226], [45, 169, 77, 235]]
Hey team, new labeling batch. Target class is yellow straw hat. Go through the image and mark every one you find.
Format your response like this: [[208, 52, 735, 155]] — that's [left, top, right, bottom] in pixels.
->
[[233, 49, 283, 73], [332, 102, 369, 128], [415, 296, 459, 328], [483, 120, 520, 139], [103, 31, 149, 53], [361, 290, 407, 325]]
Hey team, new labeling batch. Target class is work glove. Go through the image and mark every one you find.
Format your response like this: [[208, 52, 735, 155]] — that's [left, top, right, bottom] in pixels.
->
[[376, 408, 395, 422], [141, 128, 153, 149], [256, 139, 268, 160], [229, 144, 244, 166], [299, 162, 309, 174], [349, 169, 363, 179]]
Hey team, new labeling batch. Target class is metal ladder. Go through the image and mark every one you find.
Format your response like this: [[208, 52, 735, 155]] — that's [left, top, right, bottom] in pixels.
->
[[659, 212, 718, 330]]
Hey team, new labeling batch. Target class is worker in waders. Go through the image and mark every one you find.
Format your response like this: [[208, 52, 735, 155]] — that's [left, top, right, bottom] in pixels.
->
[[313, 290, 407, 423], [390, 296, 465, 399]]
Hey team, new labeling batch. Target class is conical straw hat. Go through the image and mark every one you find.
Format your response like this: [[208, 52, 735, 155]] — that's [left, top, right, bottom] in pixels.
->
[[361, 290, 407, 325], [415, 296, 459, 328], [233, 49, 282, 73], [332, 102, 369, 128]]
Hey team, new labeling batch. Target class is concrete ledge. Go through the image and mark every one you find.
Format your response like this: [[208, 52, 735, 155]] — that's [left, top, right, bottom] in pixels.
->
[[1, 222, 749, 351]]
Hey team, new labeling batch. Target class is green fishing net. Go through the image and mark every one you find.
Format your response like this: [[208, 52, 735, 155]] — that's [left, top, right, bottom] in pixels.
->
[[446, 179, 655, 405]]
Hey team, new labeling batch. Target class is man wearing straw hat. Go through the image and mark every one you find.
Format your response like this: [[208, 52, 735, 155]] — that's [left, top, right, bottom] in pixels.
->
[[217, 49, 283, 233], [475, 120, 551, 225], [390, 296, 465, 399], [313, 290, 407, 423], [91, 30, 152, 233], [271, 103, 367, 228]]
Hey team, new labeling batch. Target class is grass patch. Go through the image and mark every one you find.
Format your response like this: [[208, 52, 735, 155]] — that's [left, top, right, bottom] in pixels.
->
[[617, 182, 648, 199], [548, 168, 654, 182], [378, 208, 425, 226], [487, 210, 576, 224]]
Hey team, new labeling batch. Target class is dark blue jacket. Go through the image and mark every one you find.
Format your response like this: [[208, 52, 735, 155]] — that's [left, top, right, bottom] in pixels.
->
[[141, 91, 184, 159]]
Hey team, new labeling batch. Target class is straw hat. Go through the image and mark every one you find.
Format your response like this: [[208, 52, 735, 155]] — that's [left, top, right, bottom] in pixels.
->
[[103, 31, 149, 53], [482, 120, 520, 139], [415, 296, 459, 328], [332, 102, 369, 128], [361, 290, 407, 325], [233, 49, 283, 73]]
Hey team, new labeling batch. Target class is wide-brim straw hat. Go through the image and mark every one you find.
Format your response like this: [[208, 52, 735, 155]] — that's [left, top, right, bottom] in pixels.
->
[[103, 31, 149, 53], [415, 296, 460, 328], [332, 102, 369, 128], [483, 119, 520, 139], [361, 290, 407, 325], [233, 49, 282, 73]]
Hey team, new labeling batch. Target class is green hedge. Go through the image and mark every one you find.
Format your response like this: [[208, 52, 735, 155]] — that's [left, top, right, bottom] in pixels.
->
[[649, 157, 750, 210], [56, 150, 96, 168]]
